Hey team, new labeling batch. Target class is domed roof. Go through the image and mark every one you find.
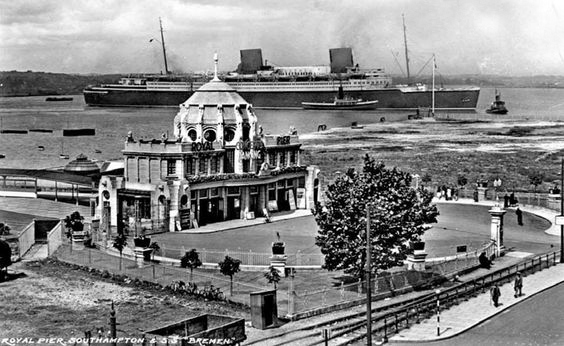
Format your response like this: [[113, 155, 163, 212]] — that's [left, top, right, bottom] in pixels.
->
[[181, 79, 248, 106], [64, 154, 100, 174]]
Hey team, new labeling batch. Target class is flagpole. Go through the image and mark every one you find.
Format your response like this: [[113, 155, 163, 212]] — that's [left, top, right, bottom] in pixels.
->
[[432, 54, 436, 117]]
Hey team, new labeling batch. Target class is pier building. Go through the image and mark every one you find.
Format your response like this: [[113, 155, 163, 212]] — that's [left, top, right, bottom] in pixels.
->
[[98, 57, 320, 235]]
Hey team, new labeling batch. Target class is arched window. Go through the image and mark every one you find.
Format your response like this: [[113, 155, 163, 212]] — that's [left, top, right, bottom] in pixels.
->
[[203, 129, 216, 142], [187, 129, 197, 141], [224, 128, 235, 142]]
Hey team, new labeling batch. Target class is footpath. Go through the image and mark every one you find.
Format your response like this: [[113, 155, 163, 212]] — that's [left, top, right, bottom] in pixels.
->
[[389, 261, 564, 343]]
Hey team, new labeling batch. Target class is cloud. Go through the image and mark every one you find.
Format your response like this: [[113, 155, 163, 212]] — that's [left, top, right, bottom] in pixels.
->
[[1, 0, 564, 75]]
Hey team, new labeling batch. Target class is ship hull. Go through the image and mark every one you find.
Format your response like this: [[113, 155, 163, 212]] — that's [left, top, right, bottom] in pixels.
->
[[84, 86, 480, 110]]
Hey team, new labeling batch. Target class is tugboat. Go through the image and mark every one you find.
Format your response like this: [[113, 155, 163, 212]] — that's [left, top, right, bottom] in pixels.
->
[[486, 90, 508, 114], [301, 86, 378, 110]]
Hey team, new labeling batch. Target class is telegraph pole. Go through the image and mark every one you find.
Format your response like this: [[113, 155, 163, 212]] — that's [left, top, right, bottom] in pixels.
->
[[366, 206, 372, 345], [560, 158, 564, 263]]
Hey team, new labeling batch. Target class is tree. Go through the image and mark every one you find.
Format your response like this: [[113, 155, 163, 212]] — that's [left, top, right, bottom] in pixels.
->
[[264, 266, 281, 289], [0, 222, 11, 236], [313, 155, 439, 278], [457, 175, 468, 187], [421, 173, 432, 188], [64, 211, 84, 240], [112, 232, 128, 271], [218, 255, 241, 296], [0, 239, 12, 282], [180, 249, 202, 281], [528, 172, 545, 192]]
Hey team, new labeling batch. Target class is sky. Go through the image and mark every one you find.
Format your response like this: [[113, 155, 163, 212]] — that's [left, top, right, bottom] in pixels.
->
[[1, 0, 564, 76]]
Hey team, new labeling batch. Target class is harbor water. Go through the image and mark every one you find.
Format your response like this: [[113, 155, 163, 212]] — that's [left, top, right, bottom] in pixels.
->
[[1, 87, 563, 169]]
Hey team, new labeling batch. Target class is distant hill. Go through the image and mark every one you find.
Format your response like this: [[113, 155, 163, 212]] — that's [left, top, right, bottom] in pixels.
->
[[2, 70, 564, 98], [0, 71, 120, 97], [392, 74, 564, 88]]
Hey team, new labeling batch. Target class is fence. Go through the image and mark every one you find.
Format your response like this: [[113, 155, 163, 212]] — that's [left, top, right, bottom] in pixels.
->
[[280, 240, 497, 318], [17, 221, 35, 258], [437, 187, 559, 212], [155, 244, 324, 267], [425, 241, 496, 276], [53, 244, 267, 307], [47, 221, 64, 256]]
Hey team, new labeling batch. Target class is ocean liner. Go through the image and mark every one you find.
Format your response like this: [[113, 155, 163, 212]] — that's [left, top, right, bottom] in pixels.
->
[[83, 21, 479, 110]]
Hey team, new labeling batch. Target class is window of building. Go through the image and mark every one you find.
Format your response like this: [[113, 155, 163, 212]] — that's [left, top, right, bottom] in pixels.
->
[[210, 156, 219, 174], [227, 187, 240, 195], [210, 188, 219, 197], [199, 190, 208, 198], [186, 157, 196, 176], [250, 186, 258, 194], [242, 124, 250, 141], [187, 129, 197, 141], [242, 159, 250, 173], [167, 160, 176, 176], [268, 152, 276, 166], [268, 186, 276, 200], [280, 151, 287, 167], [224, 128, 235, 142], [199, 157, 207, 175], [191, 190, 197, 199], [225, 149, 235, 173], [203, 129, 216, 142], [298, 177, 306, 188], [290, 150, 296, 165]]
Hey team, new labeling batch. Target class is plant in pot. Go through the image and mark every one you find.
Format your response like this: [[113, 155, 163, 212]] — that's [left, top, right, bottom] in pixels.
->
[[133, 235, 151, 248], [271, 231, 285, 255]]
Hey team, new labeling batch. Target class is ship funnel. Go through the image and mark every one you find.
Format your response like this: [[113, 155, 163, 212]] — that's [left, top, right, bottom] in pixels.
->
[[329, 48, 354, 73], [237, 49, 263, 74]]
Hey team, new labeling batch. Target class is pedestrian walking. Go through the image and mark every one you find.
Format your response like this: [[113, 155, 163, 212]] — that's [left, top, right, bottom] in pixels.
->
[[516, 207, 523, 226], [490, 284, 501, 307], [503, 194, 509, 209], [514, 272, 523, 298]]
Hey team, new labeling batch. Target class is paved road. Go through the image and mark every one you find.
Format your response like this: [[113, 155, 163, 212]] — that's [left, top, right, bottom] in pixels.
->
[[391, 282, 564, 346]]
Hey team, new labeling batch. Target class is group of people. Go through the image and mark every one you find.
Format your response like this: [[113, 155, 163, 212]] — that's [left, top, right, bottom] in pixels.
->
[[490, 272, 523, 307], [503, 192, 519, 208], [436, 185, 458, 201]]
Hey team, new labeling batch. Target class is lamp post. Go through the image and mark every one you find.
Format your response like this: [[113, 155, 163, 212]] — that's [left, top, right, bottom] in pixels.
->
[[366, 206, 372, 346], [436, 289, 441, 336], [560, 158, 564, 263]]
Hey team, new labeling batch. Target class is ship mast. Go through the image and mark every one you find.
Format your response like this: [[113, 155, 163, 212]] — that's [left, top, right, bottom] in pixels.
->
[[402, 14, 410, 84], [432, 54, 436, 116], [159, 17, 170, 75]]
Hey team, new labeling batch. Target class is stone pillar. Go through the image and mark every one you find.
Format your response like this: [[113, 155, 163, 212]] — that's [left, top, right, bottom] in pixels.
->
[[477, 187, 487, 201], [305, 166, 320, 209], [406, 242, 427, 271], [169, 181, 181, 232], [489, 205, 507, 257]]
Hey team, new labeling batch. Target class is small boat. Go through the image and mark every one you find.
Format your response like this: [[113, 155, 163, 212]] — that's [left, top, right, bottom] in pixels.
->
[[63, 128, 96, 136], [0, 154, 5, 159], [486, 90, 508, 114], [0, 129, 28, 134], [94, 149, 102, 153], [301, 85, 378, 110], [45, 97, 73, 102], [29, 129, 54, 133], [38, 146, 45, 151]]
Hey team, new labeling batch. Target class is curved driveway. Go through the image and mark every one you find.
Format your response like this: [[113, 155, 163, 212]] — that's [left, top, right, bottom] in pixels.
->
[[152, 203, 554, 258]]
